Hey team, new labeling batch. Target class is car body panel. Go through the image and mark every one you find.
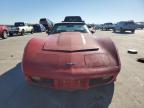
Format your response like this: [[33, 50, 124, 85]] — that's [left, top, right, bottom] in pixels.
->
[[43, 32, 99, 51], [39, 18, 53, 31], [33, 24, 46, 32]]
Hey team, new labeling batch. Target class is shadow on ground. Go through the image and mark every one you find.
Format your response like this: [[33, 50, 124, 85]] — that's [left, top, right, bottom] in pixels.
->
[[0, 63, 114, 108]]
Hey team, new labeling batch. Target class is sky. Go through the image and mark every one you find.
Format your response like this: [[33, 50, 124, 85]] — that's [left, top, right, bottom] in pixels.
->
[[0, 0, 144, 24]]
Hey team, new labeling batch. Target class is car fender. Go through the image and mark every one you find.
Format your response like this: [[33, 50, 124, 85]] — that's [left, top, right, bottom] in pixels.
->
[[27, 26, 33, 32], [96, 36, 121, 68], [22, 37, 45, 73], [18, 27, 24, 32]]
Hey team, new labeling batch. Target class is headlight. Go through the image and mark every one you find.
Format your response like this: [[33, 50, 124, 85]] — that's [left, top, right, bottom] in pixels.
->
[[31, 76, 41, 81]]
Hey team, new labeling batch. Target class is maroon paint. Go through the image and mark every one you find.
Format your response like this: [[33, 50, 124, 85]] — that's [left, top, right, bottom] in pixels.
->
[[22, 32, 121, 90], [0, 25, 8, 38]]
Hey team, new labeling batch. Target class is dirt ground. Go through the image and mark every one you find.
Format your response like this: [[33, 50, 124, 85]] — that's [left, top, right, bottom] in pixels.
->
[[0, 30, 144, 108]]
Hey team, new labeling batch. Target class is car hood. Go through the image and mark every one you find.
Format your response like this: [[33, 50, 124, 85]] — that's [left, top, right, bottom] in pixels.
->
[[43, 32, 99, 52]]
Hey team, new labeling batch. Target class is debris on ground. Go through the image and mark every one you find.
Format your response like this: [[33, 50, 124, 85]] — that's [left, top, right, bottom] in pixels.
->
[[137, 58, 144, 63], [127, 49, 138, 54]]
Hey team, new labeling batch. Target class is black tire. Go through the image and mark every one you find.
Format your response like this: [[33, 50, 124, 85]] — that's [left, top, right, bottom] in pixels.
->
[[2, 31, 8, 39], [137, 58, 144, 63], [120, 28, 124, 33], [113, 28, 116, 32], [21, 29, 25, 36], [31, 29, 34, 34], [131, 30, 135, 33], [9, 33, 13, 36]]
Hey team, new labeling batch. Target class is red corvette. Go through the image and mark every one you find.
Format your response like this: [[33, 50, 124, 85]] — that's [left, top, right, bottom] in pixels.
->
[[22, 22, 121, 90]]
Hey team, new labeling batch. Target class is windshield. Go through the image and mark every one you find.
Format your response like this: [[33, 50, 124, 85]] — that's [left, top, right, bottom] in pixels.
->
[[105, 23, 113, 25], [50, 23, 90, 34]]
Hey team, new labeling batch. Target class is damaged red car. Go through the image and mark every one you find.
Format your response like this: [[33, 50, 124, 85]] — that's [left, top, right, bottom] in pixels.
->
[[0, 25, 8, 39], [22, 22, 121, 90]]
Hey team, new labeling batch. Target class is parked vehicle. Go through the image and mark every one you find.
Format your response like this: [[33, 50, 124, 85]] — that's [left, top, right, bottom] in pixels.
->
[[0, 25, 8, 39], [136, 22, 144, 29], [63, 16, 84, 22], [9, 22, 34, 36], [101, 23, 114, 30], [22, 21, 121, 90], [98, 24, 104, 30], [113, 21, 137, 33], [39, 18, 53, 31], [94, 24, 101, 30], [33, 24, 46, 33]]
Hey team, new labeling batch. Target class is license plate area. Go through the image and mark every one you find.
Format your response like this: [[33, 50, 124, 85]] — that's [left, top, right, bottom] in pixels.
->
[[54, 79, 88, 89]]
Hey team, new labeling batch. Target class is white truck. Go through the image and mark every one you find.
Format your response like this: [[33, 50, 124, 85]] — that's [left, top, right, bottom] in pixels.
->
[[9, 22, 34, 36]]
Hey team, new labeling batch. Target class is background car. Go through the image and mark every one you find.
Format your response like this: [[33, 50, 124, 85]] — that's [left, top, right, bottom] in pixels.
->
[[113, 21, 137, 33], [101, 23, 114, 31], [87, 24, 96, 33], [22, 21, 121, 90], [9, 22, 34, 36], [0, 25, 8, 39], [136, 22, 144, 29], [39, 18, 54, 31], [33, 24, 46, 33], [94, 24, 101, 30]]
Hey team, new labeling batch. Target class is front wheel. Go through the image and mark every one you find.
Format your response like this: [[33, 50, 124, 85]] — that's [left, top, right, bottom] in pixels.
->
[[131, 30, 135, 33], [120, 28, 124, 33], [2, 31, 8, 39], [31, 29, 34, 34], [113, 28, 116, 32], [9, 33, 13, 36], [21, 30, 25, 36]]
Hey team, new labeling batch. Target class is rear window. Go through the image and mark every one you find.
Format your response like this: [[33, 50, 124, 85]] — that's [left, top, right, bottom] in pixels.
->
[[15, 22, 25, 27], [124, 22, 135, 25], [40, 19, 47, 22], [40, 19, 48, 24], [64, 17, 82, 22], [105, 23, 113, 25]]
